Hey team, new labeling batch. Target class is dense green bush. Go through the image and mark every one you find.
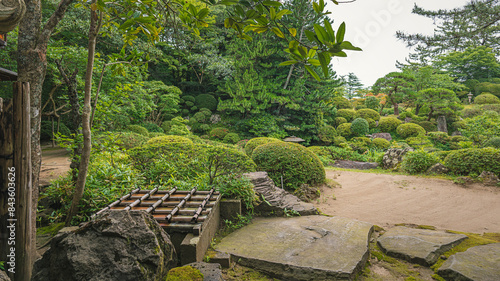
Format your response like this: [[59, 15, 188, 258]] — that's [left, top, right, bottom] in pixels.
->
[[462, 107, 483, 118], [337, 109, 357, 122], [112, 132, 149, 150], [168, 117, 191, 136], [332, 96, 352, 109], [411, 121, 437, 132], [142, 122, 164, 133], [372, 138, 390, 150], [474, 93, 500, 105], [318, 125, 338, 144], [252, 142, 325, 190], [324, 146, 368, 162], [432, 150, 452, 161], [444, 148, 500, 176], [357, 108, 381, 121], [401, 150, 440, 174], [209, 127, 229, 140], [161, 121, 172, 133], [332, 136, 347, 147], [147, 135, 193, 145], [244, 137, 282, 156], [460, 111, 500, 144], [483, 137, 500, 149], [126, 124, 149, 136], [481, 104, 500, 113], [216, 175, 256, 210], [148, 132, 165, 138], [365, 96, 380, 110], [236, 139, 249, 149], [405, 137, 434, 150], [337, 123, 352, 138], [378, 117, 402, 133], [427, 131, 450, 150], [334, 117, 347, 127], [349, 137, 371, 153], [223, 133, 241, 144], [41, 121, 71, 141], [195, 94, 218, 111], [398, 111, 415, 121], [396, 123, 426, 139], [366, 118, 376, 128], [351, 118, 369, 137]]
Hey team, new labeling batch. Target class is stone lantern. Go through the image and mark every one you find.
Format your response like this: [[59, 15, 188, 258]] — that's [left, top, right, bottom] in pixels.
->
[[468, 92, 474, 104]]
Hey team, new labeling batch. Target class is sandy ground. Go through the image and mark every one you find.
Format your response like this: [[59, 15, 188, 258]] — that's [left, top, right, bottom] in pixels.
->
[[316, 169, 500, 234], [39, 145, 71, 186]]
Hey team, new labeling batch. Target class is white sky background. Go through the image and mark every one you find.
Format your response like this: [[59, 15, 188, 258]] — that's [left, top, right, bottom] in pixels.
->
[[328, 0, 470, 88]]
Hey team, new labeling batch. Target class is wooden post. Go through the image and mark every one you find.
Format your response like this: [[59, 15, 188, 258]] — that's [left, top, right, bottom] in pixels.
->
[[0, 82, 33, 280]]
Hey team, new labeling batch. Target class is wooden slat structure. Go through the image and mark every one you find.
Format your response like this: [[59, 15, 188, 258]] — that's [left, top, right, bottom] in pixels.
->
[[95, 187, 221, 235]]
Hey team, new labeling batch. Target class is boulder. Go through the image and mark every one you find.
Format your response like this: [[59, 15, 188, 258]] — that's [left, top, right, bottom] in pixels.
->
[[243, 172, 318, 216], [377, 226, 467, 265], [478, 171, 500, 186], [451, 131, 462, 136], [371, 133, 392, 141], [427, 163, 449, 175], [186, 262, 224, 281], [32, 210, 177, 281], [210, 114, 221, 124], [437, 115, 448, 133], [382, 148, 414, 170], [437, 243, 500, 281], [332, 160, 379, 170]]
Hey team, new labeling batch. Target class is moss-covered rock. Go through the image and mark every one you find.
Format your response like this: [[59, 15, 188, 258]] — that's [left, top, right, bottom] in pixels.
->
[[166, 266, 203, 281]]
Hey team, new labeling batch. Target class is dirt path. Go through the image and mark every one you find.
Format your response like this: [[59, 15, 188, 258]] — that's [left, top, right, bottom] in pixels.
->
[[316, 169, 500, 234], [39, 145, 71, 186]]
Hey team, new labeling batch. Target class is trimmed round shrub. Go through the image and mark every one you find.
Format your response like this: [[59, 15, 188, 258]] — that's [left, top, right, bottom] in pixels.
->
[[195, 94, 218, 111], [428, 132, 450, 145], [337, 123, 352, 138], [332, 96, 352, 109], [192, 112, 207, 123], [475, 93, 500, 105], [378, 117, 402, 133], [252, 142, 325, 190], [356, 108, 380, 121], [182, 95, 195, 103], [161, 121, 172, 133], [397, 111, 415, 121], [223, 133, 240, 144], [481, 104, 500, 113], [462, 107, 483, 118], [401, 150, 440, 174], [337, 109, 357, 122], [372, 138, 390, 150], [444, 147, 500, 176], [209, 127, 229, 140], [318, 125, 338, 144], [115, 132, 149, 150], [148, 132, 165, 138], [365, 96, 380, 110], [411, 121, 437, 132], [366, 118, 376, 128], [351, 118, 369, 137], [334, 117, 347, 127], [396, 123, 426, 139], [142, 122, 164, 133], [185, 101, 194, 108], [405, 137, 434, 150], [147, 135, 194, 145], [236, 139, 249, 149], [126, 124, 149, 136], [244, 137, 282, 156], [333, 136, 347, 146], [483, 137, 500, 149], [432, 150, 452, 161]]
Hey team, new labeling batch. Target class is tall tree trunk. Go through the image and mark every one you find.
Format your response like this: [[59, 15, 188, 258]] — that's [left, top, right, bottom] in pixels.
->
[[17, 0, 74, 272], [65, 4, 99, 225]]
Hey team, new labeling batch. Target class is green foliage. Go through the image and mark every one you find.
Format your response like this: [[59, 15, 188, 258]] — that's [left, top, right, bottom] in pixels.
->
[[401, 150, 440, 174], [126, 124, 149, 136], [483, 137, 500, 149], [378, 117, 402, 133], [475, 93, 500, 105], [337, 123, 352, 138], [398, 111, 415, 120], [209, 127, 229, 140], [481, 104, 500, 114], [244, 137, 282, 156], [324, 146, 368, 162], [223, 133, 241, 144], [147, 135, 194, 145], [318, 125, 337, 144], [351, 118, 369, 137], [142, 122, 164, 133], [460, 111, 500, 144], [334, 117, 347, 127], [349, 137, 371, 153], [428, 132, 451, 150], [356, 108, 381, 121], [168, 117, 191, 136], [332, 96, 352, 109], [161, 121, 172, 133], [217, 175, 256, 211], [411, 120, 437, 132], [246, 114, 286, 138], [462, 107, 483, 118], [444, 148, 500, 176], [372, 138, 390, 150], [405, 137, 434, 150], [365, 96, 380, 111], [252, 142, 325, 190], [166, 266, 203, 281], [41, 121, 72, 142], [396, 123, 426, 139], [432, 150, 452, 161], [337, 109, 357, 122], [195, 94, 218, 111], [365, 118, 376, 129]]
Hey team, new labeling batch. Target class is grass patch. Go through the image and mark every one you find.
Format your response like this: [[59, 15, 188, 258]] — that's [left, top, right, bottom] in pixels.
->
[[36, 222, 65, 237]]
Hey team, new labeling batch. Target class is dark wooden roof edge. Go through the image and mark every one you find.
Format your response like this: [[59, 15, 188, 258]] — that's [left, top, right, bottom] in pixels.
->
[[0, 67, 18, 81]]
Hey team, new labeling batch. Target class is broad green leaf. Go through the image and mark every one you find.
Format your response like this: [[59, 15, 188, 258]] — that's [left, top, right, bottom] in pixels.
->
[[270, 7, 276, 20], [305, 30, 318, 44], [289, 40, 299, 49], [288, 27, 297, 37], [319, 0, 325, 11], [340, 41, 362, 51], [198, 8, 210, 19], [246, 10, 258, 18], [241, 34, 253, 41], [298, 46, 307, 57], [314, 24, 328, 44], [318, 52, 331, 77], [276, 9, 291, 19], [254, 27, 269, 33], [312, 2, 319, 14], [307, 48, 316, 58], [224, 18, 234, 28], [305, 65, 321, 81], [336, 22, 346, 42], [235, 5, 245, 16], [332, 51, 347, 57], [119, 19, 135, 30], [219, 0, 239, 5], [308, 59, 320, 66], [272, 27, 285, 38], [324, 19, 335, 42], [262, 1, 282, 7], [279, 60, 298, 66]]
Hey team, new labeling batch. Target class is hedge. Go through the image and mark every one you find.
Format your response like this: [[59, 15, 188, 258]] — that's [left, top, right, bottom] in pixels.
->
[[378, 117, 402, 133], [356, 108, 381, 121], [244, 137, 282, 156], [444, 147, 500, 176], [396, 123, 426, 139]]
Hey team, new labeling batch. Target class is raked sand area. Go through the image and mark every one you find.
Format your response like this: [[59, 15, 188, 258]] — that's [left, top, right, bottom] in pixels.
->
[[316, 169, 500, 234]]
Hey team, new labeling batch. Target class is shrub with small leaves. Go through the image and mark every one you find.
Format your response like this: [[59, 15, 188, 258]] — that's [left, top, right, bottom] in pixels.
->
[[333, 96, 352, 109], [444, 147, 500, 176], [223, 133, 241, 144], [318, 125, 338, 144], [337, 123, 352, 138], [401, 149, 440, 174], [397, 111, 415, 121], [366, 118, 376, 128], [351, 118, 369, 137], [147, 135, 194, 145], [356, 108, 381, 121], [142, 122, 164, 133], [432, 150, 452, 161], [244, 137, 282, 156], [483, 137, 500, 149], [378, 117, 402, 133], [332, 136, 347, 147], [209, 127, 229, 140], [372, 138, 390, 150], [396, 123, 426, 139], [168, 117, 191, 136], [126, 124, 149, 136], [195, 94, 218, 111], [334, 117, 347, 127], [405, 137, 434, 150], [337, 109, 357, 122], [411, 121, 437, 132], [462, 107, 483, 118], [161, 121, 172, 133], [474, 93, 500, 105]]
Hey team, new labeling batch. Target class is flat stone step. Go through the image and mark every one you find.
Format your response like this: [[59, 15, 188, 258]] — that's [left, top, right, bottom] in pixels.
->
[[437, 243, 500, 281], [377, 226, 467, 265], [215, 216, 373, 281]]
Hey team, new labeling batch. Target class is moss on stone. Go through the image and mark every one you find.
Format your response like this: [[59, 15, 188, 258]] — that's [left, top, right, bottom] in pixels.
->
[[36, 222, 65, 237], [165, 266, 203, 281]]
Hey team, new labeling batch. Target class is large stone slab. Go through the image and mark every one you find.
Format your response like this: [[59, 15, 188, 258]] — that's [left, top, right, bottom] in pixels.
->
[[377, 226, 467, 265], [437, 243, 500, 281], [244, 172, 318, 216], [215, 216, 373, 280]]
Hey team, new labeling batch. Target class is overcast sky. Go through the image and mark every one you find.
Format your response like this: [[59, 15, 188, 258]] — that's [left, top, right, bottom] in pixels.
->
[[328, 0, 470, 87]]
